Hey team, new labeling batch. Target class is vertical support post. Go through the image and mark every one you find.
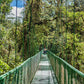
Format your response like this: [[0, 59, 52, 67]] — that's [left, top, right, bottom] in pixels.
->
[[71, 70, 73, 84], [68, 68, 70, 84], [64, 64, 66, 84], [59, 60, 61, 84], [20, 67, 23, 84], [75, 72, 77, 84], [16, 69, 19, 84], [55, 58, 56, 76], [40, 50, 42, 61]]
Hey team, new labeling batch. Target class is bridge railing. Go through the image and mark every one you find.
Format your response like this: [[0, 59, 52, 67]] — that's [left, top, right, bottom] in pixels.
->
[[0, 51, 42, 84], [47, 50, 84, 84]]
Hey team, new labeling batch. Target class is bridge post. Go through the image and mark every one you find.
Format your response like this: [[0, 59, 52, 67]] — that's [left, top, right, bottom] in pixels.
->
[[59, 59, 61, 84], [71, 70, 73, 84], [64, 64, 66, 84], [68, 67, 70, 84], [16, 69, 19, 84], [55, 58, 56, 76], [20, 67, 23, 84]]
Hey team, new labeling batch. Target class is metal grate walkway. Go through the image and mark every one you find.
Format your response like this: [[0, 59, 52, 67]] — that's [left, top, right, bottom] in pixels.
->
[[31, 54, 58, 84]]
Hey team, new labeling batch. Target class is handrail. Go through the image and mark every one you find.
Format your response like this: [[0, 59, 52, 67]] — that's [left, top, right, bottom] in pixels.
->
[[0, 58, 30, 80], [47, 50, 84, 84], [0, 50, 42, 84], [48, 50, 84, 77]]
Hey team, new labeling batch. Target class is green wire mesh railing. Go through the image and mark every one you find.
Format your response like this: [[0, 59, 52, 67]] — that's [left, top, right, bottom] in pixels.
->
[[0, 51, 42, 84], [47, 50, 84, 84]]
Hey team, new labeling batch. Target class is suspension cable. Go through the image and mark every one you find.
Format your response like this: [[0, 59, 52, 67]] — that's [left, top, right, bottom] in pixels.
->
[[22, 0, 25, 61], [29, 0, 33, 82], [65, 0, 68, 61], [73, 0, 75, 67], [61, 0, 64, 59], [27, 0, 30, 58], [15, 0, 17, 65]]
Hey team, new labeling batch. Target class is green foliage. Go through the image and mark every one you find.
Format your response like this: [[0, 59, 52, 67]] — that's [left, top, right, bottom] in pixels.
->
[[0, 0, 84, 75], [0, 60, 10, 75], [75, 42, 84, 72], [0, 24, 6, 39]]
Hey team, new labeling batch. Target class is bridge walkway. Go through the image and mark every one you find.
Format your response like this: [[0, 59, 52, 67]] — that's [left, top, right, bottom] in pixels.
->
[[31, 54, 58, 84]]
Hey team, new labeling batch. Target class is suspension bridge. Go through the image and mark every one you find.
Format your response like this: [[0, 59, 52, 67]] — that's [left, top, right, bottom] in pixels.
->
[[0, 50, 84, 84], [0, 0, 84, 84]]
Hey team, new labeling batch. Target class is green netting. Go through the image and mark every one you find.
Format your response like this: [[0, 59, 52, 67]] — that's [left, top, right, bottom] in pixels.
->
[[0, 51, 42, 84], [47, 50, 84, 84]]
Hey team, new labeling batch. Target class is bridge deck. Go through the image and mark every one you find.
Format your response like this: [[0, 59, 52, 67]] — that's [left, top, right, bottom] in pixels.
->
[[31, 54, 58, 84]]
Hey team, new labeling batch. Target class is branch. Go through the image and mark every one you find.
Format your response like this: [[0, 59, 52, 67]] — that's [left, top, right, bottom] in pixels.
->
[[34, 16, 57, 25]]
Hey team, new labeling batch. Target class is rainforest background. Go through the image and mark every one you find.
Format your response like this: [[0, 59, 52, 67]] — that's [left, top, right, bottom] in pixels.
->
[[0, 0, 84, 75]]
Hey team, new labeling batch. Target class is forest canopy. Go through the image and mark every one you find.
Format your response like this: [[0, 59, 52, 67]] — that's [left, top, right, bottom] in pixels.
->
[[0, 0, 84, 75]]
